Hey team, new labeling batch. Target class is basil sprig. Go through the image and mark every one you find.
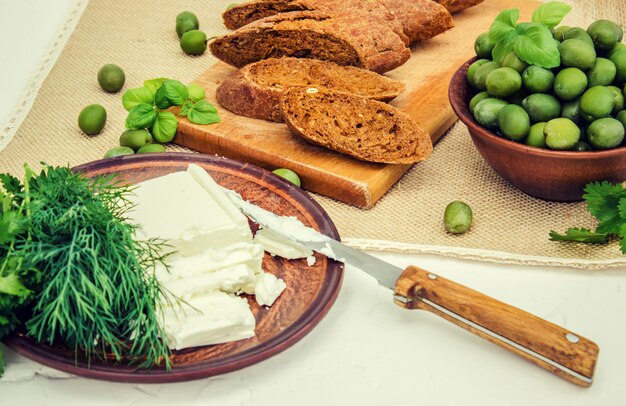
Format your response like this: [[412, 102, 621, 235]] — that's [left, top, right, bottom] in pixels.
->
[[489, 2, 571, 68], [121, 78, 219, 143]]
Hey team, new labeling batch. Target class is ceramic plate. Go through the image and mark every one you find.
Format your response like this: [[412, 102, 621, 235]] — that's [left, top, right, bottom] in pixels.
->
[[3, 153, 344, 383]]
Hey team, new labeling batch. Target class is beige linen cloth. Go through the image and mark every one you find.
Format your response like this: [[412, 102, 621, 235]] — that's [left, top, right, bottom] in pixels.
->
[[0, 0, 624, 269]]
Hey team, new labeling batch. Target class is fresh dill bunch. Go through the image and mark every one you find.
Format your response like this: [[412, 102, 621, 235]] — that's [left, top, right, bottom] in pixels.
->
[[17, 165, 173, 369]]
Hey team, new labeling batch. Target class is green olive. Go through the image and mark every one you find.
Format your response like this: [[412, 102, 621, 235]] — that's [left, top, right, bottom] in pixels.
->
[[607, 85, 625, 114], [473, 98, 509, 130], [554, 25, 571, 41], [180, 30, 207, 55], [610, 49, 626, 86], [272, 168, 301, 187], [605, 42, 626, 59], [176, 11, 199, 38], [544, 118, 581, 150], [586, 58, 617, 87], [580, 86, 615, 120], [497, 104, 530, 141], [587, 20, 624, 51], [187, 83, 206, 101], [444, 201, 473, 234], [554, 67, 588, 101], [104, 146, 134, 158], [486, 67, 522, 98], [573, 141, 592, 152], [97, 64, 125, 93], [588, 117, 625, 149], [559, 39, 597, 70], [120, 129, 153, 151], [469, 91, 489, 114], [473, 61, 501, 91], [501, 52, 528, 73], [522, 94, 561, 123], [561, 98, 582, 125], [522, 65, 554, 93], [563, 27, 595, 47], [467, 59, 490, 89], [78, 104, 107, 135], [137, 144, 167, 154], [526, 122, 547, 148], [615, 110, 626, 130], [474, 32, 495, 59]]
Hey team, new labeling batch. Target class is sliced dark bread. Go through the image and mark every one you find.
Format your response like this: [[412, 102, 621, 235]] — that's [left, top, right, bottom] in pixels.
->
[[435, 0, 484, 13], [209, 11, 410, 74], [280, 87, 432, 164], [379, 0, 453, 44], [216, 57, 406, 122], [222, 0, 409, 45]]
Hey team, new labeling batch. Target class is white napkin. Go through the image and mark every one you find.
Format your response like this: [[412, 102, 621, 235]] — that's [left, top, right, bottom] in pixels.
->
[[0, 345, 74, 382]]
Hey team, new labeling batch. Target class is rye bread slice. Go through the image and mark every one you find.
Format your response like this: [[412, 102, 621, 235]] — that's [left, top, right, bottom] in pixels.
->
[[216, 57, 406, 122], [280, 87, 432, 164], [223, 0, 409, 45], [379, 0, 453, 44], [209, 11, 410, 74]]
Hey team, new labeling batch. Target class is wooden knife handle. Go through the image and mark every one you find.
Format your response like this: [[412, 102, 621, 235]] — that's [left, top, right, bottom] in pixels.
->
[[393, 266, 599, 387]]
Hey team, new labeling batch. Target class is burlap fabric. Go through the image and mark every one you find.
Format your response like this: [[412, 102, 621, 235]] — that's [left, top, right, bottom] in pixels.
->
[[0, 0, 625, 269]]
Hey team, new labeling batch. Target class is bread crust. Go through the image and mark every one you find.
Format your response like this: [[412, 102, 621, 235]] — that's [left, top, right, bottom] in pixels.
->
[[379, 0, 454, 43], [210, 11, 410, 73], [216, 57, 406, 122], [280, 87, 433, 164], [435, 0, 484, 14]]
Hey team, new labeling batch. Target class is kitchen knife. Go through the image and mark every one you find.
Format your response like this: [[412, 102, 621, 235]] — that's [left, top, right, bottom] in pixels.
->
[[225, 188, 600, 387]]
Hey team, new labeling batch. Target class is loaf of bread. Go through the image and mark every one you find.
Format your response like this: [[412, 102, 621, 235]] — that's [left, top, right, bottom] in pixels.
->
[[379, 0, 454, 44], [223, 0, 409, 45], [435, 0, 484, 14], [216, 58, 406, 122], [210, 11, 410, 73], [222, 0, 453, 45], [280, 87, 433, 164]]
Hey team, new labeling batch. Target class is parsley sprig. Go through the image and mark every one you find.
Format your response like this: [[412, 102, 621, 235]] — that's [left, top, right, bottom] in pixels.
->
[[550, 182, 626, 253]]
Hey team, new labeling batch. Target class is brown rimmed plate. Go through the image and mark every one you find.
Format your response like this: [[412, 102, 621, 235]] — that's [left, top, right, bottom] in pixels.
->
[[3, 153, 344, 383]]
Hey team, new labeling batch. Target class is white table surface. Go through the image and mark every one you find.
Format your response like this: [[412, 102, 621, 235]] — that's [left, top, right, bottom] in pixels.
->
[[1, 2, 626, 405]]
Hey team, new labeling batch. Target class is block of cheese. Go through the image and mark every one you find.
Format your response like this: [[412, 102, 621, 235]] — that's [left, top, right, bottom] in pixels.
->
[[159, 291, 256, 350], [254, 227, 313, 259], [128, 169, 252, 257]]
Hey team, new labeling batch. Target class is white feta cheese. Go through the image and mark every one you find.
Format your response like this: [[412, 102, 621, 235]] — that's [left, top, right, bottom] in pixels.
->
[[254, 227, 313, 259], [254, 273, 287, 307]]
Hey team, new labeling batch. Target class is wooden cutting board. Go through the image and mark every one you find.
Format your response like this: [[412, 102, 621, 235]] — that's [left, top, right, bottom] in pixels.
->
[[174, 0, 538, 209]]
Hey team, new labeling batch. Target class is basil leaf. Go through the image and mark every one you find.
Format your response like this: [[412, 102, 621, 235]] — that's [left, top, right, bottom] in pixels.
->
[[489, 9, 519, 42], [187, 83, 206, 102], [151, 111, 178, 143], [532, 1, 572, 28], [143, 78, 170, 96], [514, 23, 560, 68], [179, 100, 194, 117], [549, 228, 608, 244], [492, 31, 518, 63], [126, 103, 158, 130], [154, 86, 171, 109], [187, 100, 220, 125], [162, 80, 188, 106], [122, 87, 154, 111]]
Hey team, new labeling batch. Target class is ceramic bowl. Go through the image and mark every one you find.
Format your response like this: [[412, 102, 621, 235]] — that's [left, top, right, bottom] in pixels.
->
[[449, 57, 626, 201]]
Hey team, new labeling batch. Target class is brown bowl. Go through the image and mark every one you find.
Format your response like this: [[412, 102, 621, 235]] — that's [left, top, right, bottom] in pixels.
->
[[449, 57, 626, 201]]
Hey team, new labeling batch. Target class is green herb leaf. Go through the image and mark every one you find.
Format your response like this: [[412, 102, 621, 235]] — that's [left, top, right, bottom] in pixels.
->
[[154, 86, 171, 110], [122, 87, 154, 111], [492, 31, 518, 63], [620, 224, 626, 254], [151, 111, 178, 143], [162, 80, 188, 106], [531, 1, 572, 28], [0, 273, 31, 298], [583, 182, 626, 235], [143, 78, 170, 97], [0, 345, 5, 376], [514, 23, 560, 68], [187, 100, 220, 125], [179, 100, 194, 117], [489, 9, 519, 42], [186, 83, 206, 102], [126, 104, 158, 130], [549, 228, 609, 244]]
